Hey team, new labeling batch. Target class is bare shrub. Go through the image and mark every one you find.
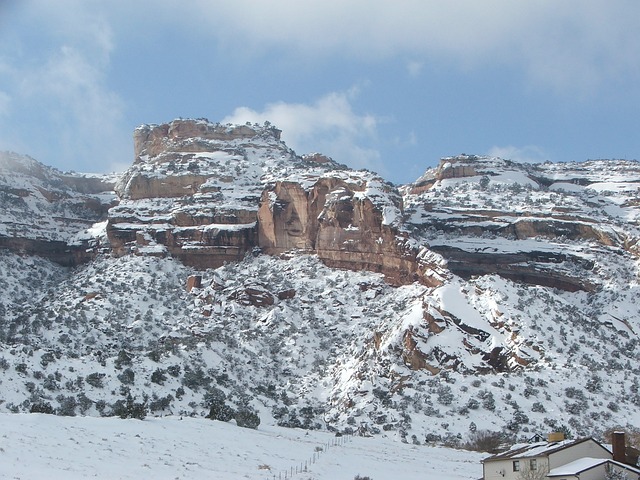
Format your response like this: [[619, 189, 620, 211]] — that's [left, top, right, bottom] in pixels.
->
[[465, 430, 504, 454]]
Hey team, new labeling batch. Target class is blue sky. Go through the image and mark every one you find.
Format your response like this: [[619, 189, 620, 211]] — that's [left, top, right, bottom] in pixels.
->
[[1, 1, 639, 184]]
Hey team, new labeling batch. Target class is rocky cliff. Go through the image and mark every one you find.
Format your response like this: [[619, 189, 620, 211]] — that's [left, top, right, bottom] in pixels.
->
[[403, 154, 640, 292], [1, 121, 640, 442], [0, 151, 116, 265], [109, 119, 433, 284]]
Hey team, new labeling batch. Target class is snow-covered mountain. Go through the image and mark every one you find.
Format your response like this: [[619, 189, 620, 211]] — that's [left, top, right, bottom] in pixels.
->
[[0, 151, 116, 264], [1, 119, 639, 451]]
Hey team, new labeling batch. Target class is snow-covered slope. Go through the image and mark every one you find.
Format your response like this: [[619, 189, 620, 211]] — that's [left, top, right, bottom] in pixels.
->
[[2, 249, 636, 442], [0, 413, 484, 479], [1, 123, 639, 454], [0, 151, 116, 264]]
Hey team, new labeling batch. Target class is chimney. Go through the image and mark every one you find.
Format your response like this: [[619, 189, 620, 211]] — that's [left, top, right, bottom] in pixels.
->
[[548, 432, 565, 442], [612, 431, 626, 463]]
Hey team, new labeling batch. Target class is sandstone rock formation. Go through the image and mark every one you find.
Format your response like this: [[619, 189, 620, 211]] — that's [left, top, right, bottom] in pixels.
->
[[257, 177, 425, 285], [108, 119, 441, 285], [402, 154, 640, 292]]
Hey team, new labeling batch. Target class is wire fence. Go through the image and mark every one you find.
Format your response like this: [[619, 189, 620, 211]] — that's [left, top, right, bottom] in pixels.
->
[[263, 433, 354, 480]]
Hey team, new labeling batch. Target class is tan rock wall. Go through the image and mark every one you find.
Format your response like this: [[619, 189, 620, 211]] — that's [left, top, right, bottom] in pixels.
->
[[134, 120, 280, 160], [257, 178, 436, 286], [117, 172, 210, 200]]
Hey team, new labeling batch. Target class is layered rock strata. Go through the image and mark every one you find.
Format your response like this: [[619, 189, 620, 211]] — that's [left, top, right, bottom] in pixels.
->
[[0, 152, 116, 265], [108, 119, 436, 284]]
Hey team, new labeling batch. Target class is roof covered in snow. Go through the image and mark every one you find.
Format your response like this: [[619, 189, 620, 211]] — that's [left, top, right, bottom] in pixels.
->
[[483, 438, 609, 462], [547, 458, 640, 477], [546, 457, 608, 476]]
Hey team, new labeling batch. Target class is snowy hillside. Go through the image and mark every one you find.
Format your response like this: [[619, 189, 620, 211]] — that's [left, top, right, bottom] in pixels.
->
[[0, 413, 484, 479], [1, 121, 640, 462], [1, 249, 637, 443], [0, 151, 115, 243]]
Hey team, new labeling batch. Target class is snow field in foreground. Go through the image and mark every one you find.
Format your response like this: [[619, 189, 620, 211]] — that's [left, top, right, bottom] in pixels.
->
[[0, 413, 484, 479]]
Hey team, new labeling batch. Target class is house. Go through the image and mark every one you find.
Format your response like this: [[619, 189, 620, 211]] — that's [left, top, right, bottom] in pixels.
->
[[482, 432, 639, 480]]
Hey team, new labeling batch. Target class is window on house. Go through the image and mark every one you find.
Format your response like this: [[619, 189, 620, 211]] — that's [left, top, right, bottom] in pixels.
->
[[513, 460, 520, 472], [530, 459, 537, 471]]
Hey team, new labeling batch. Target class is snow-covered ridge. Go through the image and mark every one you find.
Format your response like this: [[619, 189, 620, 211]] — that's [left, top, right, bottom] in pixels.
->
[[1, 124, 640, 453], [0, 151, 116, 247]]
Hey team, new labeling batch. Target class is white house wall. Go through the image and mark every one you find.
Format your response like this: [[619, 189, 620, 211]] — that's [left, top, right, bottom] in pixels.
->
[[483, 457, 548, 480], [483, 458, 517, 480], [484, 440, 612, 480], [575, 463, 607, 480], [548, 441, 611, 470], [607, 463, 640, 480]]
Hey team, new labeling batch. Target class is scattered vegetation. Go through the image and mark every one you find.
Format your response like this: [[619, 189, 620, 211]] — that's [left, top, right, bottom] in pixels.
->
[[1, 155, 640, 443]]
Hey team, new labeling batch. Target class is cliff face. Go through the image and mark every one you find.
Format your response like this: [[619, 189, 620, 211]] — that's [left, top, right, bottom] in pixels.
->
[[403, 155, 640, 292], [3, 121, 640, 438], [108, 120, 285, 267], [109, 119, 432, 284], [0, 151, 116, 265], [257, 177, 424, 285]]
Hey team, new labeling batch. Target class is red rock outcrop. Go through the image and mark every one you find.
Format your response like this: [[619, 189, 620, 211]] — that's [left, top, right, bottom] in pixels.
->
[[133, 120, 279, 161], [108, 119, 291, 268], [186, 275, 202, 292], [107, 119, 453, 285], [257, 178, 435, 286], [105, 119, 454, 284], [402, 329, 441, 374], [228, 285, 275, 307]]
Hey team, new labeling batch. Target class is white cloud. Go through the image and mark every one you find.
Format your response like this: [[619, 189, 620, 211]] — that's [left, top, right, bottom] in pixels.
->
[[0, 92, 10, 116], [0, 2, 128, 171], [173, 0, 640, 95], [487, 145, 549, 164], [407, 61, 424, 78], [18, 44, 127, 170], [223, 90, 385, 174], [22, 1, 115, 59]]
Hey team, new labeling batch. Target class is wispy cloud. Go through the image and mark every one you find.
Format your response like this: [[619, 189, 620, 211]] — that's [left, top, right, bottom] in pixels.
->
[[0, 92, 10, 116], [178, 0, 640, 96], [487, 145, 549, 164], [25, 46, 126, 168], [223, 90, 385, 175], [407, 61, 424, 78], [0, 1, 128, 171]]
